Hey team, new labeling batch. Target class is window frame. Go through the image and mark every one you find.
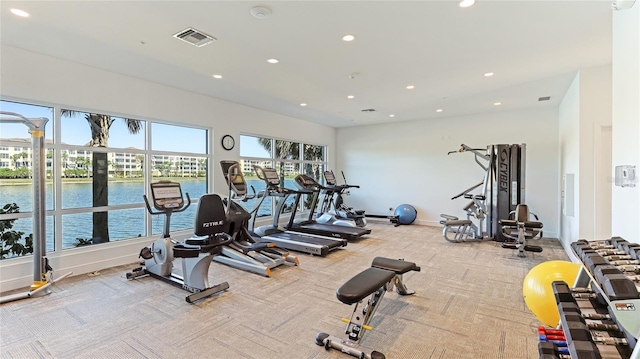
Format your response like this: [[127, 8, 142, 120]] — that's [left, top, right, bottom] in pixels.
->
[[0, 98, 211, 257]]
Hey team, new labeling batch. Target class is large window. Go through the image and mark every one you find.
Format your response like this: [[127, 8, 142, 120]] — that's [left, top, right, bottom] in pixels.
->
[[239, 134, 326, 219], [0, 100, 210, 258]]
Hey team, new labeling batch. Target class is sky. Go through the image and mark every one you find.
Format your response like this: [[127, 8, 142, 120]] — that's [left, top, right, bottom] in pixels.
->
[[0, 100, 206, 154]]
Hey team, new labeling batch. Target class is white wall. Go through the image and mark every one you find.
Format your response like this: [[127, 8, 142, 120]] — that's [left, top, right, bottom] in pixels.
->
[[0, 45, 336, 291], [611, 3, 640, 242], [578, 65, 613, 240], [336, 108, 560, 237], [558, 65, 613, 252], [558, 74, 581, 249]]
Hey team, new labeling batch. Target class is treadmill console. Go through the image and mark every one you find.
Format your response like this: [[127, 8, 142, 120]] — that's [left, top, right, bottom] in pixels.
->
[[324, 171, 337, 186], [149, 181, 184, 210], [294, 174, 320, 190], [254, 166, 281, 188]]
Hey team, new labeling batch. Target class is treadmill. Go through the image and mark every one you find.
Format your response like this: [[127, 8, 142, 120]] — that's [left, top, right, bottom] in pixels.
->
[[287, 174, 371, 240], [250, 165, 347, 256]]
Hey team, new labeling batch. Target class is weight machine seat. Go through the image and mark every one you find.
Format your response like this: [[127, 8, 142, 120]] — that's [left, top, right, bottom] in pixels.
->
[[371, 257, 421, 274], [499, 219, 543, 229], [336, 267, 395, 305], [442, 219, 472, 227]]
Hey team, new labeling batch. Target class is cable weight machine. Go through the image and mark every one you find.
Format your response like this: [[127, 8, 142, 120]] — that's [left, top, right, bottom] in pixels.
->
[[440, 143, 527, 243]]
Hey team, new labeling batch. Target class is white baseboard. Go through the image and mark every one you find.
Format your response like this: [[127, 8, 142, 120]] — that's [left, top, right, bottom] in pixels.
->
[[0, 235, 158, 293]]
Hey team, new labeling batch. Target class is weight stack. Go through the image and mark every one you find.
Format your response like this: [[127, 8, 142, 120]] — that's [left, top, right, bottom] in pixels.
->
[[490, 144, 526, 242]]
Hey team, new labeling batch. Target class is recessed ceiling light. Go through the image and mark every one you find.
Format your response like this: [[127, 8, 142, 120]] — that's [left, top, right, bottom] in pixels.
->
[[459, 0, 476, 8], [10, 8, 30, 17], [436, 109, 443, 113], [342, 34, 355, 42], [494, 102, 502, 106], [347, 95, 355, 99], [406, 85, 415, 90], [300, 103, 307, 107], [267, 58, 279, 64], [483, 72, 494, 77], [250, 6, 271, 19], [389, 114, 395, 118], [212, 74, 222, 79]]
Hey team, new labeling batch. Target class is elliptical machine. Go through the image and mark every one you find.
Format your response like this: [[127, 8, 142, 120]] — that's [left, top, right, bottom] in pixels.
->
[[213, 160, 299, 277], [126, 181, 233, 303], [319, 171, 367, 228]]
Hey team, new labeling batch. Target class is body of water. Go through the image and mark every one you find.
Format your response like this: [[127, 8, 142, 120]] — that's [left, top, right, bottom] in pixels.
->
[[0, 179, 298, 252]]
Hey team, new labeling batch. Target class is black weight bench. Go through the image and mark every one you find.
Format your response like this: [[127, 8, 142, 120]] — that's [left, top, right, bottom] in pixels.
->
[[315, 257, 420, 359]]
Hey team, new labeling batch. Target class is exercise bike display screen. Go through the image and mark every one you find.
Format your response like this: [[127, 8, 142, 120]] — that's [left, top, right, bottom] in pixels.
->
[[151, 182, 183, 209]]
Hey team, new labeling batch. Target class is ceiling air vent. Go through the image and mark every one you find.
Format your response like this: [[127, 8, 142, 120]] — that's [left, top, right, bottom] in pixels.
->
[[173, 27, 216, 47], [361, 109, 376, 112], [538, 96, 551, 102]]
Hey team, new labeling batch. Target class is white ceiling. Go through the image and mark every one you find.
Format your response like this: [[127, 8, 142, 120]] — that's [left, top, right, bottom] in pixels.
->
[[0, 1, 613, 128]]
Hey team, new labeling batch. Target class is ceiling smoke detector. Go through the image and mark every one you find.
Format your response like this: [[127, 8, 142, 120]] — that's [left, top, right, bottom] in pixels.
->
[[250, 6, 272, 19], [173, 28, 216, 47]]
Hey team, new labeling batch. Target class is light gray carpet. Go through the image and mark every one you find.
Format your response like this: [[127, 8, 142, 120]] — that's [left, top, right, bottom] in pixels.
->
[[0, 223, 569, 358]]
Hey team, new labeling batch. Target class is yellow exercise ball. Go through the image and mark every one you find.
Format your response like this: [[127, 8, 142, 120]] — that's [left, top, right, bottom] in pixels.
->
[[522, 260, 582, 327]]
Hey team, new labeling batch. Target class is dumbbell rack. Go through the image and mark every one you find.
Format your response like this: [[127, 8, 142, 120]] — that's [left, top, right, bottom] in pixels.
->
[[539, 237, 639, 359]]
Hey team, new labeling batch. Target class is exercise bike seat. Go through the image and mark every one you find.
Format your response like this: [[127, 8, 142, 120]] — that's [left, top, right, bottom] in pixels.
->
[[336, 267, 395, 305], [371, 257, 421, 274]]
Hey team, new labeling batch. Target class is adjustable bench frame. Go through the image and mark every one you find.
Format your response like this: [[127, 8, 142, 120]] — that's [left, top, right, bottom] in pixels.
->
[[315, 257, 420, 359]]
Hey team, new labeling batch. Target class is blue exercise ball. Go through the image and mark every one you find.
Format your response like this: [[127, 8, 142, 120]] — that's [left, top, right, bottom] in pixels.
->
[[394, 204, 417, 225]]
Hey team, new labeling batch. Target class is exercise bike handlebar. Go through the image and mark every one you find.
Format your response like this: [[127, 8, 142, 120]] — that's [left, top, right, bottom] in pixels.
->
[[143, 192, 192, 215], [198, 232, 234, 250]]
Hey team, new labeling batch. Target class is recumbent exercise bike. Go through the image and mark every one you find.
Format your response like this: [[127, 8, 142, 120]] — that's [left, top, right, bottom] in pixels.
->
[[126, 181, 233, 303]]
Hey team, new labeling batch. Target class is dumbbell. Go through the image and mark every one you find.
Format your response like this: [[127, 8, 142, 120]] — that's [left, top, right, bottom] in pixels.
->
[[553, 282, 624, 329], [573, 238, 638, 259], [574, 239, 615, 249], [538, 341, 571, 359], [592, 265, 640, 301]]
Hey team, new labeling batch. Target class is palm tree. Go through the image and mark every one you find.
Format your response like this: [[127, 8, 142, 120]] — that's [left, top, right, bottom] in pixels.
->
[[61, 151, 69, 172], [9, 154, 20, 169], [197, 158, 207, 177], [61, 110, 141, 244], [303, 144, 324, 180], [135, 155, 144, 177], [19, 152, 29, 169]]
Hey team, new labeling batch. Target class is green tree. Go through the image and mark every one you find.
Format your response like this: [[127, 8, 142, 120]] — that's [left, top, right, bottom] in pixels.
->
[[10, 154, 20, 169], [20, 152, 29, 169], [0, 203, 33, 259], [259, 139, 299, 186], [61, 111, 141, 244], [61, 151, 69, 173]]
